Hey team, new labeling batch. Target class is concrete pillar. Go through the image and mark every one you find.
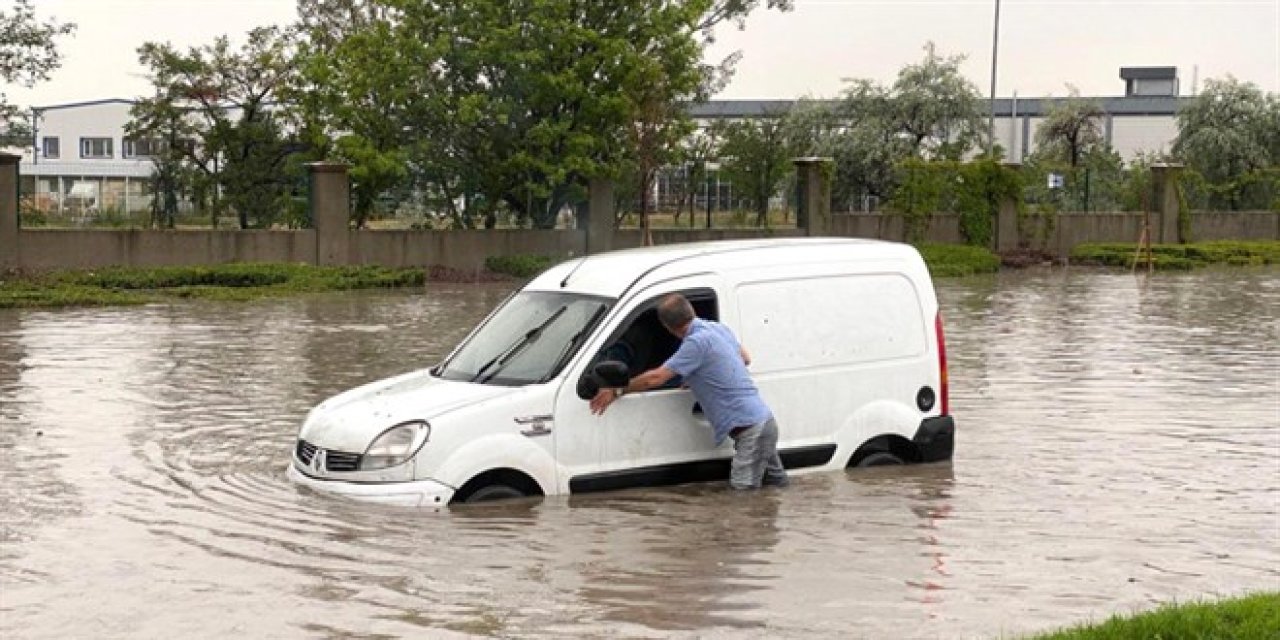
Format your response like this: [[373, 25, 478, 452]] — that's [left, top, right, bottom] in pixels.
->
[[794, 157, 833, 237], [996, 162, 1022, 252], [585, 177, 615, 255], [0, 153, 19, 270], [308, 161, 351, 265], [1151, 163, 1185, 244]]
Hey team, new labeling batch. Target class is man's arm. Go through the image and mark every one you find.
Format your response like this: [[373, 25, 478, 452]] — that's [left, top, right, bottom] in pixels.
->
[[589, 365, 679, 415]]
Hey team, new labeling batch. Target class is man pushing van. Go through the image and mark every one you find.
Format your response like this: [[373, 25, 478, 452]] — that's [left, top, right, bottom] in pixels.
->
[[589, 294, 788, 490]]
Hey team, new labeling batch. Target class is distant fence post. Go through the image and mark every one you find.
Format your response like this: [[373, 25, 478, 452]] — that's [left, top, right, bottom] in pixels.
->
[[0, 153, 19, 270], [996, 161, 1022, 253], [794, 157, 833, 237], [308, 161, 351, 266], [1150, 163, 1185, 244], [586, 177, 615, 255]]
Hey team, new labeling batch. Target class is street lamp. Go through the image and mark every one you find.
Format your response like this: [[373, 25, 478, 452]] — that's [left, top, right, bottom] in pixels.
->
[[988, 0, 1001, 157]]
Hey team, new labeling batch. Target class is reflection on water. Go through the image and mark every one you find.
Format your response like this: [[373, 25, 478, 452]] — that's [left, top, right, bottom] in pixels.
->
[[1, 270, 1277, 639]]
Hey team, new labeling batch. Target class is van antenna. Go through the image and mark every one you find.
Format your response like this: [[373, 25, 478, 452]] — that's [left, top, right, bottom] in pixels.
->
[[560, 256, 588, 288]]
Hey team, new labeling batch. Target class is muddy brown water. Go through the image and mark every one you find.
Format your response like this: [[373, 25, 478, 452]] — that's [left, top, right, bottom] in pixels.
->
[[1, 268, 1277, 639]]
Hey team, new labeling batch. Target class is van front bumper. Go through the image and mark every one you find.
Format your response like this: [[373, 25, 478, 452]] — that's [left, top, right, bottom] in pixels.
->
[[287, 465, 456, 507], [913, 415, 955, 463]]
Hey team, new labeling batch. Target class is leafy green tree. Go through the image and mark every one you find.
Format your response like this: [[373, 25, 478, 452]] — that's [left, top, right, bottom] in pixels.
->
[[1173, 76, 1279, 209], [293, 0, 416, 228], [785, 44, 984, 213], [890, 43, 985, 160], [130, 27, 302, 228], [1034, 86, 1106, 168], [0, 0, 74, 147], [715, 115, 790, 226], [294, 0, 787, 230]]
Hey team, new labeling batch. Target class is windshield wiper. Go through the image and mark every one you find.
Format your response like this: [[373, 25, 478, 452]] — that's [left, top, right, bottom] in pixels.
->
[[470, 305, 568, 384], [540, 303, 607, 383]]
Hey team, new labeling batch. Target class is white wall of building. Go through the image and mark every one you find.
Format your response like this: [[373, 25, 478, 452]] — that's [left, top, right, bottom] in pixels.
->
[[1109, 115, 1179, 161], [23, 99, 152, 179]]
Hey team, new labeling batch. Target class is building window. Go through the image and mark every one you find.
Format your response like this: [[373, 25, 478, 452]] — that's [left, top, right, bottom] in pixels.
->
[[42, 137, 59, 159], [80, 137, 114, 159], [124, 137, 159, 159]]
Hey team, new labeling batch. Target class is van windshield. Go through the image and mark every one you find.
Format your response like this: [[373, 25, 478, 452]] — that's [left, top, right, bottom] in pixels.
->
[[436, 291, 611, 386]]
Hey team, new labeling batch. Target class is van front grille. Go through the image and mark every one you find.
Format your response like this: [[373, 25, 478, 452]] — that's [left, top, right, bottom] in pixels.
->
[[324, 451, 362, 472], [295, 439, 362, 472]]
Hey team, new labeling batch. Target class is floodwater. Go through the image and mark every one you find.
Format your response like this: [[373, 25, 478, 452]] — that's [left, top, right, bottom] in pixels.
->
[[1, 268, 1277, 639]]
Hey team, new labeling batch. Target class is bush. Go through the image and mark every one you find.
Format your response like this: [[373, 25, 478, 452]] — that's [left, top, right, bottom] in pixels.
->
[[484, 254, 557, 278], [916, 243, 1001, 277], [1070, 240, 1280, 270]]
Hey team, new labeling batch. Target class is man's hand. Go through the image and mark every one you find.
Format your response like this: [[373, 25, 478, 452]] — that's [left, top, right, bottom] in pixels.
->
[[589, 388, 620, 415]]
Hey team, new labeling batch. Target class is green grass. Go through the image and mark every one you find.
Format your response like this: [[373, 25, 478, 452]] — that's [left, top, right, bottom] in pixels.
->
[[484, 254, 559, 278], [0, 263, 429, 309], [917, 243, 1002, 277], [1026, 592, 1279, 639], [1071, 240, 1280, 271]]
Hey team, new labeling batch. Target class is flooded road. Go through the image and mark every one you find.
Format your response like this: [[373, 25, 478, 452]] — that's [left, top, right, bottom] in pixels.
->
[[2, 268, 1277, 639]]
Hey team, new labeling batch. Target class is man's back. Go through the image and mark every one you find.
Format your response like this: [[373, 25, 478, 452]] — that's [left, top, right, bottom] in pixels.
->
[[664, 318, 771, 444]]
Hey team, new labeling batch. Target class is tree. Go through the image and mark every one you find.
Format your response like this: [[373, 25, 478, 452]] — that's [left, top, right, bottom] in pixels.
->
[[716, 115, 789, 226], [1034, 86, 1106, 168], [293, 0, 788, 231], [890, 43, 985, 160], [785, 44, 984, 213], [293, 0, 417, 228], [1173, 76, 1278, 209], [0, 0, 74, 146], [130, 27, 302, 228]]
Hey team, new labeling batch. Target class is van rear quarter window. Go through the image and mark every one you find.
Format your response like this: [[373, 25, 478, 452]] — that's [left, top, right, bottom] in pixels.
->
[[736, 274, 927, 374]]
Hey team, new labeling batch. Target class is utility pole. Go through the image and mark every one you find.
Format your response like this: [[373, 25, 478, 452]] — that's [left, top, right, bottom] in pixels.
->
[[988, 0, 1001, 157]]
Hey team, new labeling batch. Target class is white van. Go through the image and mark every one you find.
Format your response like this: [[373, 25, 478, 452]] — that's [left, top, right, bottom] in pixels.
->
[[288, 238, 955, 506]]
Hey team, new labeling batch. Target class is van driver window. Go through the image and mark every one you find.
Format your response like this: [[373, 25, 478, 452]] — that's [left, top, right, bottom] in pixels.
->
[[594, 293, 717, 391]]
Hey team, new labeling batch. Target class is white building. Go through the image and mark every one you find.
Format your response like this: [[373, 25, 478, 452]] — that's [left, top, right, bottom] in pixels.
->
[[690, 67, 1186, 164], [18, 98, 154, 217]]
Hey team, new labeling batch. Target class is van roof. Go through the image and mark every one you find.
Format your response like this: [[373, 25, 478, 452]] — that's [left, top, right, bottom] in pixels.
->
[[526, 237, 922, 298]]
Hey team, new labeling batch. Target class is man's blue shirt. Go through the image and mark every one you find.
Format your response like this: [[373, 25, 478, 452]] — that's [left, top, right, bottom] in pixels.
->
[[663, 318, 772, 445]]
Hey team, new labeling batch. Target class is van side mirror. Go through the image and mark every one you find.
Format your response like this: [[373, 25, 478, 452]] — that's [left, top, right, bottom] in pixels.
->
[[576, 372, 601, 400], [594, 360, 630, 387], [575, 360, 631, 401]]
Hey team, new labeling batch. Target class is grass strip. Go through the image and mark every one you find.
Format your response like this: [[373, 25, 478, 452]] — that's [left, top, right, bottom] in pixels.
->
[[1, 264, 431, 309], [1025, 591, 1279, 640], [1071, 240, 1280, 270]]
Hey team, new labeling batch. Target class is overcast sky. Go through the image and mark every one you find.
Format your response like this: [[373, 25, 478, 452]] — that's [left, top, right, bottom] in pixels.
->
[[11, 0, 1279, 108]]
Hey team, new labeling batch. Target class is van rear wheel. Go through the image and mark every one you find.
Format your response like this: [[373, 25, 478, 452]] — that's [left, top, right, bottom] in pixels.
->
[[857, 452, 905, 467], [462, 483, 525, 503]]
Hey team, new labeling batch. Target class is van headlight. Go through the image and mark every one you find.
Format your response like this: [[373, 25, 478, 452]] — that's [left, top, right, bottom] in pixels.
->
[[360, 420, 430, 471]]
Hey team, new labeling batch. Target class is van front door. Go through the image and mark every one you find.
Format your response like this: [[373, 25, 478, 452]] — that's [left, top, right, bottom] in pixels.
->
[[553, 281, 730, 494]]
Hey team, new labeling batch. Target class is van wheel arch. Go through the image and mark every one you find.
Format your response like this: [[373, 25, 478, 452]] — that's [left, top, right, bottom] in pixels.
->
[[848, 435, 919, 468], [451, 468, 544, 504]]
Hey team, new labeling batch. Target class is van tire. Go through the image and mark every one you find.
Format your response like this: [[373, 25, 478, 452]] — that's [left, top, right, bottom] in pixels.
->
[[857, 452, 905, 467], [462, 483, 525, 503]]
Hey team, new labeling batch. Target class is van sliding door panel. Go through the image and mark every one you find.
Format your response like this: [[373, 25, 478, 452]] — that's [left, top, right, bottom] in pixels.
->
[[736, 274, 928, 374]]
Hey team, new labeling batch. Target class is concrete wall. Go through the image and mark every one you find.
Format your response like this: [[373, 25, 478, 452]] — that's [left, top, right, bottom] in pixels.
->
[[2, 157, 1275, 272], [831, 213, 964, 244], [14, 229, 317, 270], [349, 229, 586, 270], [5, 212, 1276, 272], [1191, 211, 1279, 242]]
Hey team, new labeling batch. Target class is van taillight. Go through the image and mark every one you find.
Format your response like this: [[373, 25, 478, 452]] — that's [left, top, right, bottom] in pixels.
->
[[935, 311, 949, 416]]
